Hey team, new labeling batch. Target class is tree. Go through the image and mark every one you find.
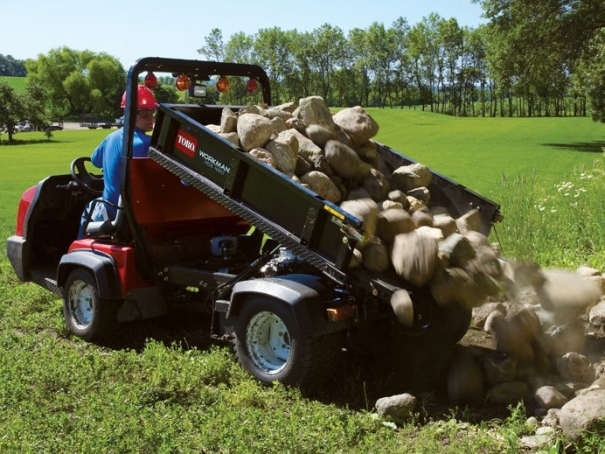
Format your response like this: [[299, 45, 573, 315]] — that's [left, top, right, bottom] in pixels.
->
[[0, 82, 48, 142], [198, 28, 225, 62], [475, 0, 605, 120], [25, 47, 125, 119]]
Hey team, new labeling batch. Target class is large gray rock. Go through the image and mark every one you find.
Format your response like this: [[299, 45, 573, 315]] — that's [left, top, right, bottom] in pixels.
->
[[389, 163, 432, 193], [332, 106, 379, 148], [220, 107, 238, 133], [391, 230, 439, 287], [559, 389, 605, 441], [589, 301, 605, 329], [376, 208, 416, 245], [305, 123, 337, 148], [248, 148, 276, 168], [281, 128, 323, 163], [533, 385, 568, 410], [300, 171, 341, 203], [324, 140, 372, 182], [237, 113, 274, 151], [375, 393, 417, 423], [340, 198, 379, 243], [362, 168, 390, 202], [296, 96, 336, 130], [265, 130, 299, 173], [556, 352, 596, 384]]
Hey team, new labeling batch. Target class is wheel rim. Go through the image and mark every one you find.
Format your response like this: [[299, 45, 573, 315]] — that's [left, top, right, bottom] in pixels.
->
[[67, 279, 94, 328], [245, 311, 291, 375]]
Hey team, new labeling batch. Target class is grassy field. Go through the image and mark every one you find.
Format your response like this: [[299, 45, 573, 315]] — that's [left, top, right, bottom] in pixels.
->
[[1, 112, 604, 452], [0, 75, 27, 93]]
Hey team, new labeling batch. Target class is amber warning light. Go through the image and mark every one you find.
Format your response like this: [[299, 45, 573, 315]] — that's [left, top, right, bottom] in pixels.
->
[[326, 304, 356, 322]]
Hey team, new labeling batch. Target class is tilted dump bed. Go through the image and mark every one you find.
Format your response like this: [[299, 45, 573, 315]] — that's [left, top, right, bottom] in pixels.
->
[[148, 103, 502, 296]]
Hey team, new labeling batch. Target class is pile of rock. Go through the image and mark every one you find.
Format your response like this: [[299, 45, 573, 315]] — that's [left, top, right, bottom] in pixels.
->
[[448, 264, 605, 443], [210, 96, 504, 325]]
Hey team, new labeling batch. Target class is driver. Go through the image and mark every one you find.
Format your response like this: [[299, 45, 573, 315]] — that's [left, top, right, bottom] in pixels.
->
[[77, 84, 158, 238]]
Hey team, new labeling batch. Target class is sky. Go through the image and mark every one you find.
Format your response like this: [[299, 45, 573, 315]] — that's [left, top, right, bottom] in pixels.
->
[[2, 0, 486, 68]]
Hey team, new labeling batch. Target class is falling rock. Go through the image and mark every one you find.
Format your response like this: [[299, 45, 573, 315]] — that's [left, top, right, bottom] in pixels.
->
[[249, 148, 277, 168], [387, 190, 411, 211], [332, 105, 379, 148], [340, 198, 379, 243], [466, 244, 503, 279], [301, 171, 341, 204], [559, 389, 605, 441], [544, 321, 587, 357], [432, 214, 458, 238], [389, 163, 432, 193], [237, 113, 274, 152], [391, 230, 439, 287], [375, 393, 417, 423], [536, 268, 602, 325], [473, 301, 507, 329], [376, 208, 416, 245], [438, 233, 476, 269], [456, 209, 483, 234], [359, 240, 390, 273], [430, 266, 491, 309], [411, 209, 434, 228], [556, 352, 596, 384], [390, 288, 414, 327], [325, 140, 372, 181], [415, 226, 444, 242], [407, 186, 430, 205]]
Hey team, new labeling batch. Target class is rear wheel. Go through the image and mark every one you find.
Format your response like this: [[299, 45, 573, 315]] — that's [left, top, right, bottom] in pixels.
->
[[234, 297, 340, 387], [63, 268, 118, 342]]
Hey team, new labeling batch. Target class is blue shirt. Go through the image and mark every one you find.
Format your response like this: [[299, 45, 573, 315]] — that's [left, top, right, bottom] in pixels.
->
[[91, 127, 151, 217]]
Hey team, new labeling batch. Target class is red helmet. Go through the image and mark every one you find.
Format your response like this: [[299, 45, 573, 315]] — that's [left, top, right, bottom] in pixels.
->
[[120, 85, 159, 109]]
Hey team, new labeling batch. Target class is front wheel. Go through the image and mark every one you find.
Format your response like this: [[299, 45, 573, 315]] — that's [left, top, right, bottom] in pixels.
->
[[234, 297, 341, 387], [63, 268, 118, 342]]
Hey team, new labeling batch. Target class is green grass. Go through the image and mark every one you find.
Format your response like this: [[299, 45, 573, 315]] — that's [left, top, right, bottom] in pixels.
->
[[0, 75, 27, 93], [1, 114, 605, 452]]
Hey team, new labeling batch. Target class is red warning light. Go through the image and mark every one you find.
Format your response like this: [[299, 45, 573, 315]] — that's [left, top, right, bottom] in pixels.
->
[[144, 71, 157, 89]]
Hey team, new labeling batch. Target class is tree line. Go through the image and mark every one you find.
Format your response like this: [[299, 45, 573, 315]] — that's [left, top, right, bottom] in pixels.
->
[[0, 54, 26, 77], [202, 0, 605, 121], [2, 0, 604, 137]]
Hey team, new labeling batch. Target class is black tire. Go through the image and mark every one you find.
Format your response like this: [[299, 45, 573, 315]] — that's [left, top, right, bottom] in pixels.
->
[[63, 268, 118, 342], [234, 297, 341, 387]]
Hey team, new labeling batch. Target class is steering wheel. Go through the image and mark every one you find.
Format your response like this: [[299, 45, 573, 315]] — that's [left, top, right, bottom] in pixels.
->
[[70, 157, 104, 196]]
